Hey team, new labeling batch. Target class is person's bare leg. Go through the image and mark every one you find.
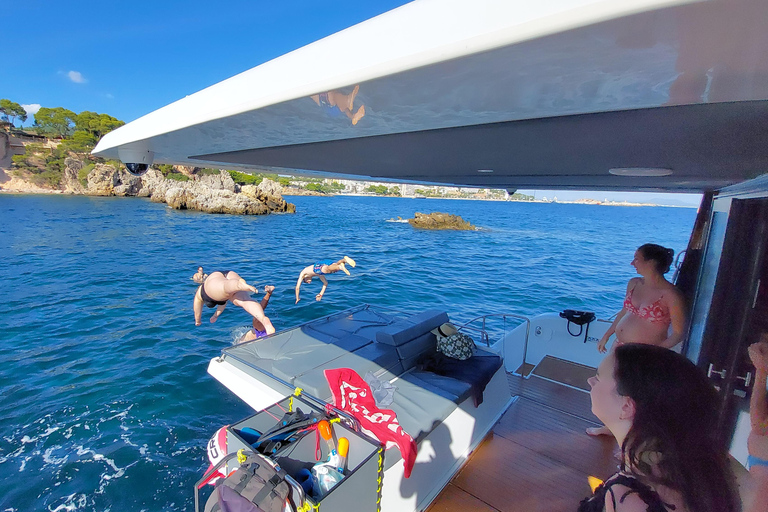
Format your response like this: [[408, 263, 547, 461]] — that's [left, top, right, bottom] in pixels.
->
[[232, 293, 275, 335], [351, 105, 365, 125], [347, 85, 360, 110], [586, 425, 612, 436], [216, 271, 257, 294], [325, 262, 350, 276]]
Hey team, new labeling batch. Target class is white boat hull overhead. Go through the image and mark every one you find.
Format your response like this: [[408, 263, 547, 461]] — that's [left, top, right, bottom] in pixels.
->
[[93, 0, 768, 192]]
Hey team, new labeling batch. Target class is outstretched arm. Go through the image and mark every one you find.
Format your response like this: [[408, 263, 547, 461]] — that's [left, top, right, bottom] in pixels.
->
[[194, 288, 204, 326], [749, 341, 768, 435], [597, 309, 626, 353], [316, 276, 328, 301], [260, 286, 274, 309], [659, 290, 687, 349], [210, 303, 226, 323], [295, 276, 303, 304]]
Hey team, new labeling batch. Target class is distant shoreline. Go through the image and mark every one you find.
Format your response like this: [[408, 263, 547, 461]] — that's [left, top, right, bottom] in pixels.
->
[[295, 192, 696, 208], [0, 187, 696, 208]]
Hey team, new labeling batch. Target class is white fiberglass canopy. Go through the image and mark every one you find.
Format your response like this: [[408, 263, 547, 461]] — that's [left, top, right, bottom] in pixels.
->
[[93, 0, 768, 192]]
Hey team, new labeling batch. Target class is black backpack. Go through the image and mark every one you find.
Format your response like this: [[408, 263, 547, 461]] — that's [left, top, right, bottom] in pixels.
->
[[201, 451, 295, 512]]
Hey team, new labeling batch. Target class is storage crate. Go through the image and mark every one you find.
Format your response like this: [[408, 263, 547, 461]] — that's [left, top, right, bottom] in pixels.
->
[[202, 394, 383, 512]]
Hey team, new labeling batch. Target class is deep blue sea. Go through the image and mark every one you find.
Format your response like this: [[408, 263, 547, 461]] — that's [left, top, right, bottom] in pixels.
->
[[0, 194, 696, 511]]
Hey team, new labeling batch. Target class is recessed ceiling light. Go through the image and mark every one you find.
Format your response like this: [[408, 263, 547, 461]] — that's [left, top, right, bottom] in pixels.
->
[[609, 167, 673, 177], [477, 169, 494, 173]]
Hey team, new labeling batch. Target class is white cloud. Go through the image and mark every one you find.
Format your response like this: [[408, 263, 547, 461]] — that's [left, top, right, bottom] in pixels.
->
[[21, 103, 41, 115], [67, 70, 87, 84]]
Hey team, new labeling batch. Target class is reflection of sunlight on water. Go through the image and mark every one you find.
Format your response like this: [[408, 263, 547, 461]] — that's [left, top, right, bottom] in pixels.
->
[[230, 326, 251, 345]]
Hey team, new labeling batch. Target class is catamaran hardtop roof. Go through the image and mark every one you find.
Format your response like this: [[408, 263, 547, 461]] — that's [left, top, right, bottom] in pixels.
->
[[93, 0, 768, 192]]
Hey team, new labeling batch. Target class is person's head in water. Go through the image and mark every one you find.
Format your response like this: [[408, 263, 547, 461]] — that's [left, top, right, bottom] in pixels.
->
[[588, 344, 738, 512], [633, 243, 674, 275]]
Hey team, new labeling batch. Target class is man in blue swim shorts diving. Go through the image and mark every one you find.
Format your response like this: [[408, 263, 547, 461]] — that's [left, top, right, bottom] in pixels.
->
[[295, 256, 356, 304]]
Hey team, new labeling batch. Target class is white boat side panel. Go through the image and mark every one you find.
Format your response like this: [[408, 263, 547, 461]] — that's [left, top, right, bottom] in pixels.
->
[[207, 357, 290, 411], [380, 367, 513, 512], [504, 313, 609, 370]]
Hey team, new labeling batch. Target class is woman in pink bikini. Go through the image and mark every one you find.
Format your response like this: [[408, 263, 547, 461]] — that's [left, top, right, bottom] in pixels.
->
[[588, 243, 686, 436]]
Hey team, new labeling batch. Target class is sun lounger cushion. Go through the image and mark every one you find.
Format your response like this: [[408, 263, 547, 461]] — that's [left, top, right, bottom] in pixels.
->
[[293, 344, 404, 400], [375, 310, 448, 347], [419, 349, 503, 407], [386, 375, 461, 444]]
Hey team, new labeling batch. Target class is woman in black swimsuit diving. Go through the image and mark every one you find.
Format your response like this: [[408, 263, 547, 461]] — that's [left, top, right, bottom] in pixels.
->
[[580, 344, 738, 512], [193, 270, 275, 335]]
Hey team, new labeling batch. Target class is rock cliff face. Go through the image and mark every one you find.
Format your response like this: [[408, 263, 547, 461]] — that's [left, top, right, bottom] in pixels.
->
[[56, 160, 295, 215], [407, 212, 476, 230]]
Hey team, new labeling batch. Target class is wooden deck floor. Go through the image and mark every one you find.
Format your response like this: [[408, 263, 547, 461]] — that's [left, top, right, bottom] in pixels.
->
[[426, 373, 618, 512]]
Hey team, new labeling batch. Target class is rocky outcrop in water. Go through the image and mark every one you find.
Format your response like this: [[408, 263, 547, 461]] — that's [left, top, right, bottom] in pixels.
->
[[407, 212, 476, 230], [60, 161, 294, 215]]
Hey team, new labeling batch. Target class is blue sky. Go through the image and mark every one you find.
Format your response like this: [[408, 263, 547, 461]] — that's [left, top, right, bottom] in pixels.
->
[[3, 1, 411, 124], [3, 1, 701, 206]]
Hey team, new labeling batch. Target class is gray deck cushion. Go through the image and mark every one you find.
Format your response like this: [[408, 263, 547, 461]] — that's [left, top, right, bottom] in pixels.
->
[[375, 310, 448, 346], [395, 332, 436, 360], [302, 306, 400, 344], [386, 375, 459, 444], [406, 371, 472, 404], [293, 344, 404, 400], [238, 329, 352, 384]]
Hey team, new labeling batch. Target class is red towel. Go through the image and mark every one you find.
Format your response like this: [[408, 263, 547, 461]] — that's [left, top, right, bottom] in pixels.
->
[[324, 368, 418, 478]]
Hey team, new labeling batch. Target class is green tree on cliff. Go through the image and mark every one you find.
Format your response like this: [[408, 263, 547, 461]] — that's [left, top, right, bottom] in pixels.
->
[[34, 107, 77, 138], [0, 99, 27, 127], [75, 111, 124, 139]]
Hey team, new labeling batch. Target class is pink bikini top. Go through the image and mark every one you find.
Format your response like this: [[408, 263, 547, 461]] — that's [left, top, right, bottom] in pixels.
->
[[623, 287, 670, 323]]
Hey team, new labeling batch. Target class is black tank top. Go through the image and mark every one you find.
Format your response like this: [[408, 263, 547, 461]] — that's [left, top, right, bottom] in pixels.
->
[[578, 473, 674, 512]]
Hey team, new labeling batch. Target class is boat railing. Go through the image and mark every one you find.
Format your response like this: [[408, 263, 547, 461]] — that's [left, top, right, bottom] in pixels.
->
[[455, 313, 531, 352]]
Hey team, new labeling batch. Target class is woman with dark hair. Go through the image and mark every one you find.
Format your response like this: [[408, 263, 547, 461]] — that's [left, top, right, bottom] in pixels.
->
[[597, 244, 686, 353], [589, 244, 687, 436], [580, 344, 739, 512]]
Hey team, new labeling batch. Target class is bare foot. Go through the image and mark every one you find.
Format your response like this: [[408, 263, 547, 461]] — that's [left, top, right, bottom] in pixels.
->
[[348, 85, 360, 110], [264, 285, 275, 294], [351, 105, 365, 125], [343, 256, 356, 267], [238, 279, 257, 293], [586, 425, 612, 436]]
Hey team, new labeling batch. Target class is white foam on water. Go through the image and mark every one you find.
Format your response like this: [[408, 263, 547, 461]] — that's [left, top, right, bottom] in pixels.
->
[[43, 446, 69, 466], [385, 218, 409, 223], [230, 326, 251, 345], [47, 493, 87, 512]]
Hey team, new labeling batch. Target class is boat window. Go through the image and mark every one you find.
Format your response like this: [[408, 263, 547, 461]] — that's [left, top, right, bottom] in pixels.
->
[[686, 209, 729, 362]]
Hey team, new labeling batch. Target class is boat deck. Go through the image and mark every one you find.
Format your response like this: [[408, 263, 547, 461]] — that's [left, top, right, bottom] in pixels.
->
[[427, 373, 618, 512]]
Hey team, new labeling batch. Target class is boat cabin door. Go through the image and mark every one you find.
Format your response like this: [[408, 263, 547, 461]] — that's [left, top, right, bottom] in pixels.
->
[[685, 189, 768, 455]]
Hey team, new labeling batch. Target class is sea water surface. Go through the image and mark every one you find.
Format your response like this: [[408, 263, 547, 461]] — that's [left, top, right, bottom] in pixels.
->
[[0, 194, 696, 511]]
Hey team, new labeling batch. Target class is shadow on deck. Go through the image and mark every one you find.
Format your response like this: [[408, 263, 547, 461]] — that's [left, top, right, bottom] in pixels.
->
[[427, 373, 618, 512]]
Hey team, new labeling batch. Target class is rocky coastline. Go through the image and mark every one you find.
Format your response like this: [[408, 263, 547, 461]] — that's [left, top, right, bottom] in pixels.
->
[[0, 158, 295, 215]]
